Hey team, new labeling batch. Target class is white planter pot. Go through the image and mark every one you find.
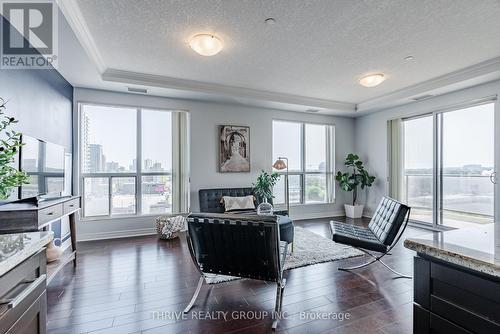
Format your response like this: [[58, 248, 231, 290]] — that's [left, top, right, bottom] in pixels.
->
[[344, 204, 364, 218]]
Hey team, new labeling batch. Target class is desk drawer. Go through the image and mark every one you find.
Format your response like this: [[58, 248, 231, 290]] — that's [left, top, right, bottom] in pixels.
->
[[63, 198, 80, 214], [37, 205, 63, 226]]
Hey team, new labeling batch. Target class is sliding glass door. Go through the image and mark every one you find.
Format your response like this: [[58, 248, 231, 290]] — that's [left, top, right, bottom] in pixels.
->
[[439, 104, 494, 228], [399, 101, 496, 228]]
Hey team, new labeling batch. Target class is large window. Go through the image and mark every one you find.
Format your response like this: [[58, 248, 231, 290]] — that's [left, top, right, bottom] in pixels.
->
[[272, 120, 335, 205], [397, 102, 495, 228], [80, 104, 180, 218]]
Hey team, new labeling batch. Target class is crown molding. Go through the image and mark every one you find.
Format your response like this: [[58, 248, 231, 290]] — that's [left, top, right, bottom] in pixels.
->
[[56, 0, 106, 73], [102, 69, 356, 112], [356, 56, 500, 113], [57, 2, 500, 116]]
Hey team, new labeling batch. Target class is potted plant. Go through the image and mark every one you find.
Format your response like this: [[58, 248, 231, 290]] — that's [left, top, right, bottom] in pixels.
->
[[253, 170, 280, 215], [0, 98, 29, 202], [335, 153, 375, 218]]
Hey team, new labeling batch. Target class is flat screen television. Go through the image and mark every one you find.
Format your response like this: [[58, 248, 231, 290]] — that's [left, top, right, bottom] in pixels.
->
[[19, 135, 66, 199]]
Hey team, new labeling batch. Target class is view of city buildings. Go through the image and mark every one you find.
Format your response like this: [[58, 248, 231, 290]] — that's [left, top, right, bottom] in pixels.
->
[[81, 107, 173, 217]]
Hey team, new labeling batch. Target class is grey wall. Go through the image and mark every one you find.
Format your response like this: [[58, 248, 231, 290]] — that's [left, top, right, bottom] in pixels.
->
[[354, 79, 500, 216], [189, 103, 355, 216], [74, 88, 355, 240]]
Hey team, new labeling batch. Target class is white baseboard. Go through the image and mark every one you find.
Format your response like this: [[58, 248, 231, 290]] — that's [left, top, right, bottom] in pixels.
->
[[78, 227, 156, 241], [78, 211, 347, 241], [291, 209, 345, 221]]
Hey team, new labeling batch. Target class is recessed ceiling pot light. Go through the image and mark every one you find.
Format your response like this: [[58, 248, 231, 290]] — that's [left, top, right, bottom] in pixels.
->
[[189, 34, 223, 56], [359, 73, 386, 87]]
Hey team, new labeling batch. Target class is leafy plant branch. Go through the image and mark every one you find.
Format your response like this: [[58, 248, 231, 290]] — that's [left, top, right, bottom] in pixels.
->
[[253, 170, 281, 202], [335, 153, 375, 206], [0, 98, 29, 200]]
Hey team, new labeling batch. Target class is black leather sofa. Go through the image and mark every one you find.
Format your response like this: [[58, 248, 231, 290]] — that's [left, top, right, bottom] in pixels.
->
[[199, 187, 263, 213], [198, 187, 294, 245]]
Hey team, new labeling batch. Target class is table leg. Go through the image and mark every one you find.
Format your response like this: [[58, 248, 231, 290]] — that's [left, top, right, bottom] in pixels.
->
[[69, 213, 77, 267]]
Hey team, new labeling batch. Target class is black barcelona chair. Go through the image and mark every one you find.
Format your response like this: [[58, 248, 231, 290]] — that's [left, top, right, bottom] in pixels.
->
[[330, 196, 412, 278], [184, 212, 288, 330]]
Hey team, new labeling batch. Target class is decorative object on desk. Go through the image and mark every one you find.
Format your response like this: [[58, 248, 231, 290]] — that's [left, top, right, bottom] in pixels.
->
[[336, 153, 375, 218], [155, 215, 187, 240], [219, 125, 250, 172], [46, 238, 63, 263], [0, 97, 29, 200], [253, 170, 280, 215], [273, 157, 289, 215]]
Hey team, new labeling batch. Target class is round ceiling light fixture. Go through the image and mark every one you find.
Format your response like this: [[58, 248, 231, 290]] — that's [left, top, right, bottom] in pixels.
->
[[189, 34, 223, 56], [359, 73, 386, 87], [265, 17, 276, 25]]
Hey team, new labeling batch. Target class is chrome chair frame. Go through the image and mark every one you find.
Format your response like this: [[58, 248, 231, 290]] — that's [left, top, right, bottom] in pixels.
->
[[331, 207, 412, 279]]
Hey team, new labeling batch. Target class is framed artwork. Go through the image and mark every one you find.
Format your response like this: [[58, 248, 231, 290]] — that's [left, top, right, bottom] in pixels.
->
[[219, 125, 250, 172]]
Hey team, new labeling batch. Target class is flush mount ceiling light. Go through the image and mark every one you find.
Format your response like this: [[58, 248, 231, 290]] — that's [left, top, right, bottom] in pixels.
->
[[359, 73, 386, 87], [189, 34, 223, 56], [265, 17, 276, 25]]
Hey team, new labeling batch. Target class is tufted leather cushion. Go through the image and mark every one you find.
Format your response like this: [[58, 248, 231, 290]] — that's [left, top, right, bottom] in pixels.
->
[[331, 222, 388, 253], [199, 188, 272, 213], [368, 196, 409, 246]]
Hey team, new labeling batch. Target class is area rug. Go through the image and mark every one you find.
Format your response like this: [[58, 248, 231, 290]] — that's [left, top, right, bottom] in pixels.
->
[[204, 227, 364, 284]]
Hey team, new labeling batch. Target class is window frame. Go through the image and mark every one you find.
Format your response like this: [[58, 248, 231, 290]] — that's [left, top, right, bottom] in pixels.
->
[[272, 119, 335, 206], [79, 103, 175, 219]]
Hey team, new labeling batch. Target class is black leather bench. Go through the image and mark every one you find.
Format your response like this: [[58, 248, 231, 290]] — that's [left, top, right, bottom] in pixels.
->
[[198, 187, 294, 245]]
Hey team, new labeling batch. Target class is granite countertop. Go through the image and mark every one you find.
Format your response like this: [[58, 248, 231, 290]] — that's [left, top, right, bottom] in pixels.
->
[[404, 223, 500, 277], [0, 231, 53, 277]]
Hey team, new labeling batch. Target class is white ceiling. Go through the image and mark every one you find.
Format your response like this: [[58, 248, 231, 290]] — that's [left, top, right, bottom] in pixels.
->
[[56, 0, 500, 116]]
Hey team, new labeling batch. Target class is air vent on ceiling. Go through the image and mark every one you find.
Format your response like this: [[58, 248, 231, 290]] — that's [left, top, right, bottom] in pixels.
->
[[306, 108, 320, 113], [127, 87, 148, 94], [411, 94, 434, 101]]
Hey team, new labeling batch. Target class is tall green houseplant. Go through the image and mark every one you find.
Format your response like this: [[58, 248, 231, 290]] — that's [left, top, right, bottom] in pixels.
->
[[253, 170, 280, 202], [0, 98, 29, 200], [335, 153, 375, 205]]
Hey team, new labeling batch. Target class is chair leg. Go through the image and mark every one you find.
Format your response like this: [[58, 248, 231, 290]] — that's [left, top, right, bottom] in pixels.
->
[[272, 279, 286, 330], [378, 259, 412, 279], [338, 257, 378, 271], [183, 276, 204, 313], [339, 248, 412, 279]]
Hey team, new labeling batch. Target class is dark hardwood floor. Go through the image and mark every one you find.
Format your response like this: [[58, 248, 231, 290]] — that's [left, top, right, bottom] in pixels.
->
[[46, 217, 436, 334]]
